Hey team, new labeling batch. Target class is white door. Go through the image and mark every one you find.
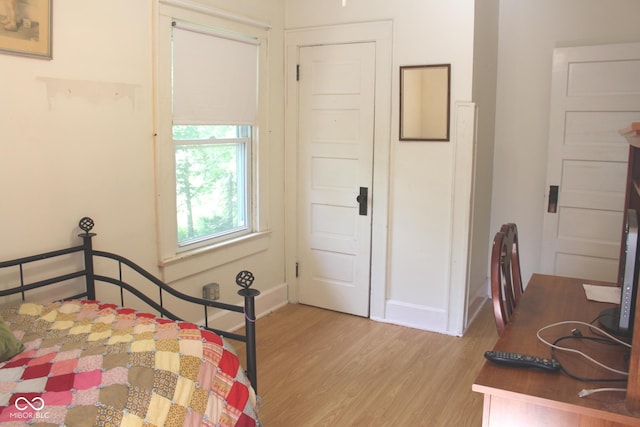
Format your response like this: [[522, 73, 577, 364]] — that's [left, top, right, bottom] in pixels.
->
[[541, 42, 640, 282], [297, 42, 375, 317]]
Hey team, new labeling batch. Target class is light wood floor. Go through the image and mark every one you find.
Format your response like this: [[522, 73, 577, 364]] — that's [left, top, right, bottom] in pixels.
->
[[236, 301, 498, 426]]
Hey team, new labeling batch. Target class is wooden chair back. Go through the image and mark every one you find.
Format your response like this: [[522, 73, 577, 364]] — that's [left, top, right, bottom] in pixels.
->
[[490, 223, 524, 336]]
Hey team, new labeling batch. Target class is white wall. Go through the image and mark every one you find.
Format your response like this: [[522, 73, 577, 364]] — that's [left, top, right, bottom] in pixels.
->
[[285, 0, 477, 333], [492, 0, 640, 283], [468, 0, 499, 322], [0, 0, 287, 325]]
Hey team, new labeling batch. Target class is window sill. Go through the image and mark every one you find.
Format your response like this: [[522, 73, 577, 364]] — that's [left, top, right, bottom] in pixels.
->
[[159, 230, 271, 283]]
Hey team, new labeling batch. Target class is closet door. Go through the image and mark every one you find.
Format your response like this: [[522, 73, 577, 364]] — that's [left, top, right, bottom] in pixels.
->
[[541, 42, 640, 281]]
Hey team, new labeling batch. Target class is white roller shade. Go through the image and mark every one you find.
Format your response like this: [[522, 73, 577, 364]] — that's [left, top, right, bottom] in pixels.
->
[[172, 23, 258, 126]]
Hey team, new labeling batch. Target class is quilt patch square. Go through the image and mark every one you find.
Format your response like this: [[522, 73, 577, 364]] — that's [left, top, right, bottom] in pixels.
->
[[42, 390, 73, 407], [107, 333, 133, 345], [201, 330, 223, 346], [127, 366, 154, 390], [52, 349, 82, 362], [211, 373, 234, 400], [0, 380, 17, 394], [130, 339, 155, 352], [27, 353, 56, 366], [51, 320, 74, 330], [155, 326, 179, 340], [218, 350, 240, 377], [2, 357, 30, 369], [133, 324, 155, 335], [226, 381, 250, 411], [95, 404, 123, 425], [69, 324, 92, 335], [145, 394, 172, 426], [101, 366, 128, 387], [0, 367, 25, 385], [61, 333, 90, 348], [180, 339, 203, 357], [76, 354, 102, 373], [104, 342, 129, 355], [172, 376, 195, 407], [72, 385, 99, 406], [202, 343, 223, 367], [73, 370, 102, 390], [165, 402, 188, 427], [18, 303, 42, 316], [197, 361, 215, 390], [0, 392, 11, 407], [156, 338, 180, 353], [95, 314, 116, 325], [21, 363, 51, 380], [126, 385, 152, 418], [88, 330, 111, 341], [190, 387, 209, 414], [50, 359, 78, 376], [128, 351, 154, 368], [14, 377, 46, 393], [152, 370, 178, 400], [97, 384, 128, 409], [58, 302, 81, 314], [183, 410, 204, 427], [179, 355, 201, 380], [155, 351, 180, 373], [121, 412, 144, 427], [46, 373, 75, 392]]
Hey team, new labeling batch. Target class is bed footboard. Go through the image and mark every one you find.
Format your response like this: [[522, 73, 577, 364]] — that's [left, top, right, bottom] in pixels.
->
[[0, 217, 260, 392]]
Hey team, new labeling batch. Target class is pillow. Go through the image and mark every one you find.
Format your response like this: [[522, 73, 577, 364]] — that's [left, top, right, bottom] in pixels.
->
[[0, 315, 23, 362]]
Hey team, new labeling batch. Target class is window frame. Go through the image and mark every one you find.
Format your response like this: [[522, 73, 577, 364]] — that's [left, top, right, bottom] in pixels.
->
[[155, 2, 271, 280]]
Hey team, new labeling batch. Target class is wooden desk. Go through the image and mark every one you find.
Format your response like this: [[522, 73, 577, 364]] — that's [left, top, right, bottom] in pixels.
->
[[473, 274, 640, 426]]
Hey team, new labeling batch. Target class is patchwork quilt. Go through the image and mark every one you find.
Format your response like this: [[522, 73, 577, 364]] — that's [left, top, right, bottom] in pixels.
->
[[0, 300, 258, 426]]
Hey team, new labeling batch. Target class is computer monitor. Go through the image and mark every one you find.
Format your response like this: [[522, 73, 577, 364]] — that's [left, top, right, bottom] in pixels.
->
[[599, 208, 639, 337]]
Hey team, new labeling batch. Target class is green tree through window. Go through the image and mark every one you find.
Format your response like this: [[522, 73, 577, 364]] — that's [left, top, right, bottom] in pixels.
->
[[173, 125, 249, 246]]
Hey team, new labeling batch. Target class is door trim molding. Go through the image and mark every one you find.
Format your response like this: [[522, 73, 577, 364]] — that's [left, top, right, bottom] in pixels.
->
[[284, 21, 393, 320], [447, 102, 478, 335]]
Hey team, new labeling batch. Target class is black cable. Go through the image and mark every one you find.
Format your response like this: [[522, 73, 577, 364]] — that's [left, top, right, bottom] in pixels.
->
[[550, 335, 629, 383]]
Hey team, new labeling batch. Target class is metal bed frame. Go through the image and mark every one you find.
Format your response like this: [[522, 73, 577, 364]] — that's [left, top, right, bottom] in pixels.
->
[[0, 217, 260, 392]]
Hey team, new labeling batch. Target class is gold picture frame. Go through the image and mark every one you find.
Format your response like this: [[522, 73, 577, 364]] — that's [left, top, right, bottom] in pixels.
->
[[0, 0, 51, 59], [400, 64, 451, 141]]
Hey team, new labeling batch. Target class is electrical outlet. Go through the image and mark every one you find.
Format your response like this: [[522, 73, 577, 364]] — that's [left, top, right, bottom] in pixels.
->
[[202, 283, 220, 301]]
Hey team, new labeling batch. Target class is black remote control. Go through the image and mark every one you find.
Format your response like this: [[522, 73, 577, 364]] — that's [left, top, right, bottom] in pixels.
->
[[484, 350, 561, 372]]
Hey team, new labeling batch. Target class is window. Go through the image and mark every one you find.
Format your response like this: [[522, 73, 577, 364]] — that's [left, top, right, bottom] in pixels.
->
[[170, 22, 258, 251], [155, 5, 270, 275], [174, 125, 250, 246]]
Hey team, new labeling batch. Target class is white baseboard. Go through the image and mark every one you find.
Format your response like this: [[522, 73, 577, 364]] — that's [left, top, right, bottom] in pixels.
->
[[466, 295, 489, 328], [466, 279, 490, 330], [374, 299, 450, 335], [199, 282, 288, 332]]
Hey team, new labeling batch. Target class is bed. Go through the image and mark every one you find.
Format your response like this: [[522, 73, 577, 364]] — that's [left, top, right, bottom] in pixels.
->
[[0, 217, 260, 426]]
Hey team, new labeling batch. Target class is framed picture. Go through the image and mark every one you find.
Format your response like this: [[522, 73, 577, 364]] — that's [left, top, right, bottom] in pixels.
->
[[400, 64, 451, 141], [0, 0, 51, 59]]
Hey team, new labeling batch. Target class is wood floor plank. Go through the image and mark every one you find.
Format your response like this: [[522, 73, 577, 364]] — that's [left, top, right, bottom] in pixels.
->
[[235, 301, 498, 426]]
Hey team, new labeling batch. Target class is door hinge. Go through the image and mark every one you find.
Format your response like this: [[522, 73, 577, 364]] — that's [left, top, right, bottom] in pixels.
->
[[295, 262, 299, 277], [296, 64, 300, 81]]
